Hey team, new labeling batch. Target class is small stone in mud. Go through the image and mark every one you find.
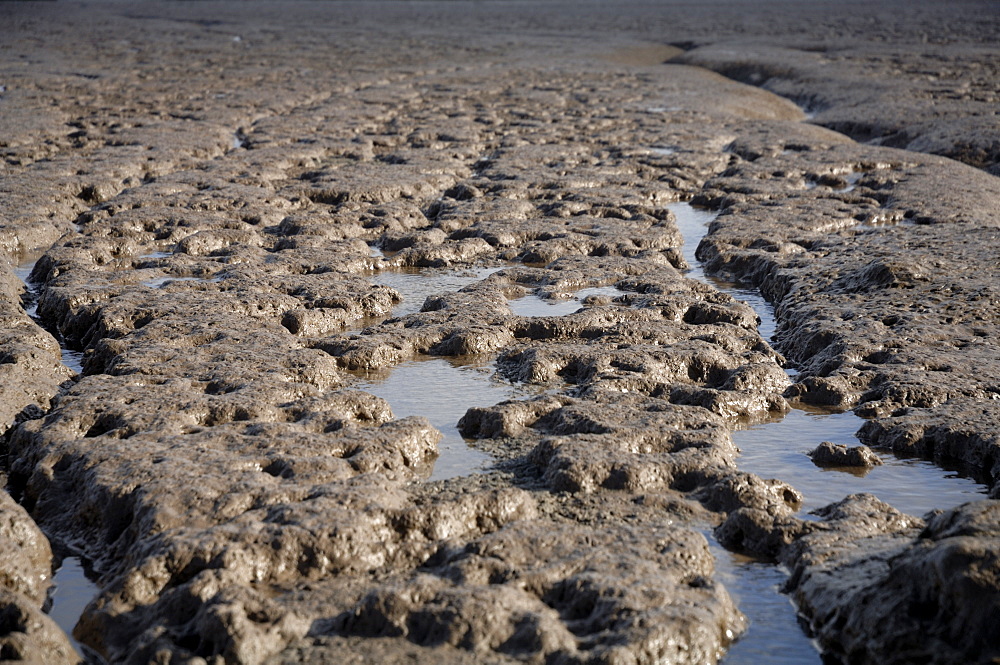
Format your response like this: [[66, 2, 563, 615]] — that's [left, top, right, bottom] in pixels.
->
[[808, 441, 883, 469]]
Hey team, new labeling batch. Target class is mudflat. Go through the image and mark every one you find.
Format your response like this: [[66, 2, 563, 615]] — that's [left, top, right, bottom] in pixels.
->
[[1, 2, 998, 663]]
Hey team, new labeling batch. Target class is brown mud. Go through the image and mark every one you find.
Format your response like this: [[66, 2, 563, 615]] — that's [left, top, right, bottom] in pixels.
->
[[2, 2, 999, 664]]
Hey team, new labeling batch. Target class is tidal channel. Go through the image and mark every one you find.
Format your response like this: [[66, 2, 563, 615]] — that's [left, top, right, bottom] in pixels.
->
[[11, 257, 101, 660], [668, 201, 988, 664]]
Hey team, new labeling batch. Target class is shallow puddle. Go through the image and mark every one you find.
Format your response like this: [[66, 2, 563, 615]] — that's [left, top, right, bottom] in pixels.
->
[[137, 251, 173, 260], [370, 266, 503, 317], [47, 555, 100, 661], [735, 408, 987, 516], [507, 286, 622, 317], [650, 146, 677, 156], [351, 356, 520, 481], [8, 203, 983, 665], [140, 275, 222, 288], [352, 265, 607, 480]]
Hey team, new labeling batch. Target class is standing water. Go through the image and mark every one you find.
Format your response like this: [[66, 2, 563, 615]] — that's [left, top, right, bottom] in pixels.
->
[[507, 286, 622, 317], [351, 355, 520, 481], [48, 555, 100, 661], [350, 261, 524, 480], [370, 266, 504, 318]]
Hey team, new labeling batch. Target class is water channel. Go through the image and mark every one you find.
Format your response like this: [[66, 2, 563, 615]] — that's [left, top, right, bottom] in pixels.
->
[[48, 555, 99, 661], [11, 257, 100, 661], [667, 201, 988, 663], [13, 261, 84, 373]]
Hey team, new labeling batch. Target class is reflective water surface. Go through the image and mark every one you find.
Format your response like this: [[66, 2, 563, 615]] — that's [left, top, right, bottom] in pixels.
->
[[7, 207, 988, 664], [370, 266, 503, 317], [48, 556, 100, 661], [351, 355, 520, 481], [14, 258, 83, 374], [507, 286, 623, 317], [709, 537, 819, 665], [735, 408, 986, 516]]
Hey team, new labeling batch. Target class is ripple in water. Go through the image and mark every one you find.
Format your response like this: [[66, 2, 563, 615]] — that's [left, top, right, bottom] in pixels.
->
[[709, 538, 819, 665]]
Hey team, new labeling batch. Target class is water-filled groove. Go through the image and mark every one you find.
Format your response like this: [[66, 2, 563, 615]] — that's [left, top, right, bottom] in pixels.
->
[[48, 555, 101, 662], [671, 199, 989, 663]]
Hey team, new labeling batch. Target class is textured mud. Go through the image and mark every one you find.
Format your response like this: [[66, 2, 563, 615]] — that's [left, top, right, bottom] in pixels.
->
[[2, 2, 999, 664]]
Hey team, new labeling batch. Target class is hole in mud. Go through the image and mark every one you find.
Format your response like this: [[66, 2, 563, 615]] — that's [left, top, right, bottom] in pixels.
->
[[84, 419, 115, 438], [349, 356, 521, 481], [262, 459, 292, 479]]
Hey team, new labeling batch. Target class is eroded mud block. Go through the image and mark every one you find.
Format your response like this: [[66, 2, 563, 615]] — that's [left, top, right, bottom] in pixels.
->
[[808, 441, 883, 469], [781, 495, 1000, 665]]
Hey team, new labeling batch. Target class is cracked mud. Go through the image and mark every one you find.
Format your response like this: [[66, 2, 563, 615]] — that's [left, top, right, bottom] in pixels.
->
[[2, 2, 999, 664]]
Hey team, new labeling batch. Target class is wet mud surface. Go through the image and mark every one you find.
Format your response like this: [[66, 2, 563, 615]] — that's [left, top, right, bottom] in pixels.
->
[[2, 1, 999, 663]]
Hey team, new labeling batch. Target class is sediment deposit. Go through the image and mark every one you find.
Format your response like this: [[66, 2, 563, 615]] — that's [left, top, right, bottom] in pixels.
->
[[2, 2, 998, 663]]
